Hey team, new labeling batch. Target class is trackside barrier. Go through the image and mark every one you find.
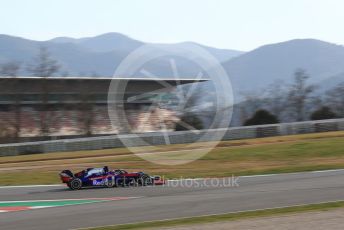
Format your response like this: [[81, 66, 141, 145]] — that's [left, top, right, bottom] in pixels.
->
[[0, 118, 343, 156]]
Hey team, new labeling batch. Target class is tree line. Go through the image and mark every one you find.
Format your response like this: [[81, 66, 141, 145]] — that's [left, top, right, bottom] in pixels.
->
[[1, 47, 343, 139], [240, 69, 343, 126]]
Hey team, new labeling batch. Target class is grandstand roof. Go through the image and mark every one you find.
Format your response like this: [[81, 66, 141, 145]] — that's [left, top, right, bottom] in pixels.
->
[[0, 76, 209, 102], [0, 76, 208, 83]]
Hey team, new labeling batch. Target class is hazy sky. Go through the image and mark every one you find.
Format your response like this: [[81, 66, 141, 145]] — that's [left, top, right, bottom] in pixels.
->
[[1, 0, 344, 51]]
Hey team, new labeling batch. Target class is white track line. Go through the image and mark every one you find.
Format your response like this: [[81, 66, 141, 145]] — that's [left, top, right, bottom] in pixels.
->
[[1, 169, 344, 189], [0, 197, 141, 203], [0, 184, 63, 189], [168, 169, 344, 181], [240, 168, 344, 178]]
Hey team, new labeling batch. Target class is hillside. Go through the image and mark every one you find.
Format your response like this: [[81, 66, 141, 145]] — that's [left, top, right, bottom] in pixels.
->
[[0, 33, 243, 76], [49, 32, 144, 53], [223, 39, 344, 92], [1, 34, 344, 95]]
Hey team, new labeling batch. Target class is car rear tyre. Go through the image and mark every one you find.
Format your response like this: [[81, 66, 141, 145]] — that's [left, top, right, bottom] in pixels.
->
[[68, 178, 82, 190]]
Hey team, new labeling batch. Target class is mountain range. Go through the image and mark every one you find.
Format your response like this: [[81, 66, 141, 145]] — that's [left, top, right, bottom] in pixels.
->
[[0, 33, 243, 77], [223, 39, 344, 93], [0, 33, 344, 95]]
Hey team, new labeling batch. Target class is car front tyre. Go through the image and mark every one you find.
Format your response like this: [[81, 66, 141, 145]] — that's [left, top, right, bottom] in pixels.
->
[[138, 174, 152, 186]]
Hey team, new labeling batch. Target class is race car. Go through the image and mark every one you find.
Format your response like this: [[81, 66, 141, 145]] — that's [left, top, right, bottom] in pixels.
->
[[59, 166, 165, 190]]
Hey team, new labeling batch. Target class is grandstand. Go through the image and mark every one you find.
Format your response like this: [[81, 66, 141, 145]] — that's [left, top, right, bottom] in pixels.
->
[[0, 77, 204, 141]]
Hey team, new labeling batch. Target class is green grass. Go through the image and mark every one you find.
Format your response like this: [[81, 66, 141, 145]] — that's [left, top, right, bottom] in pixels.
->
[[0, 171, 59, 185], [2, 131, 344, 164], [90, 201, 344, 230], [1, 131, 344, 185]]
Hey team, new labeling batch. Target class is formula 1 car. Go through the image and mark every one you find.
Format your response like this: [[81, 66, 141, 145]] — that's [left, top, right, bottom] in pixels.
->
[[59, 166, 165, 190]]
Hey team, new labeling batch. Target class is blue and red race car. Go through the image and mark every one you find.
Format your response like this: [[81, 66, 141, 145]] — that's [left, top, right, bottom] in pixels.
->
[[60, 166, 165, 190]]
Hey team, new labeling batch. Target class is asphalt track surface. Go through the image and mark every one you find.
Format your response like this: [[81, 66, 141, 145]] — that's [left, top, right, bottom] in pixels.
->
[[0, 170, 344, 230]]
